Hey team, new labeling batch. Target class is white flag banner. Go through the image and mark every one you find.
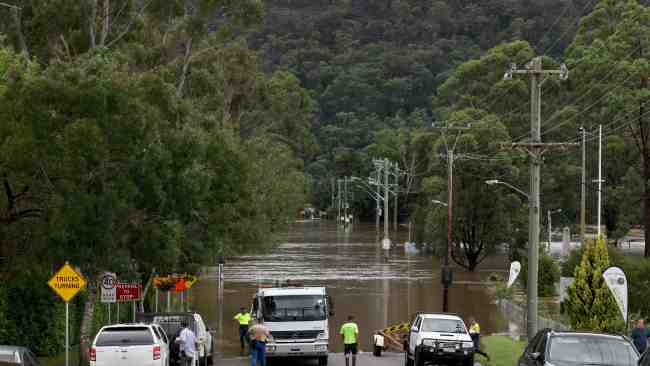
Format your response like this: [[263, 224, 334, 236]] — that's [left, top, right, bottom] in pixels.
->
[[507, 261, 521, 288], [603, 267, 628, 322]]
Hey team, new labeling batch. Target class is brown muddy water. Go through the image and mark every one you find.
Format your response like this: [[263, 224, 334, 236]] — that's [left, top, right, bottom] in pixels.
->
[[190, 221, 511, 358]]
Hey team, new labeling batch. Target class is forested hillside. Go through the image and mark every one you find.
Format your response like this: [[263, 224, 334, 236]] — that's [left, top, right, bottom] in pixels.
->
[[250, 0, 600, 208]]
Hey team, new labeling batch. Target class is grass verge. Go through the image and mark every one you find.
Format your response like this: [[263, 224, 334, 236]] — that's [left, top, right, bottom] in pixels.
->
[[39, 345, 80, 366], [478, 335, 526, 366]]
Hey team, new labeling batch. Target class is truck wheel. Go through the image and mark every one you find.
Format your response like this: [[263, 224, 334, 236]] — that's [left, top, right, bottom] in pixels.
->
[[207, 355, 213, 365], [414, 349, 425, 366], [318, 356, 328, 365], [462, 355, 474, 366], [404, 351, 414, 366]]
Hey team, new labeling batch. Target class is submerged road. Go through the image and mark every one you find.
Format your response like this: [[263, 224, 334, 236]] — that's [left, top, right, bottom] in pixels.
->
[[216, 352, 405, 366]]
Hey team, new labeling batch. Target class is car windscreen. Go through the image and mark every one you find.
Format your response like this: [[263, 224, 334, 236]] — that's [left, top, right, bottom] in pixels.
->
[[421, 318, 466, 333], [95, 327, 154, 346], [262, 295, 327, 322], [548, 335, 639, 366]]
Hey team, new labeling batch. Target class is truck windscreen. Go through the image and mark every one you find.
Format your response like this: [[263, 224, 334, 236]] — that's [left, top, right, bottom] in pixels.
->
[[262, 295, 327, 322]]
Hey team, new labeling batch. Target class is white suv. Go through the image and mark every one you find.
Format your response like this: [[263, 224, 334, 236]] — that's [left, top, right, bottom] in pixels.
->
[[91, 324, 170, 366], [405, 313, 474, 366]]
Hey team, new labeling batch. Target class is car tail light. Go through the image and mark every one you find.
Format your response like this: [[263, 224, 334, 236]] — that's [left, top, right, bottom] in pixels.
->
[[153, 345, 161, 360], [90, 347, 96, 362]]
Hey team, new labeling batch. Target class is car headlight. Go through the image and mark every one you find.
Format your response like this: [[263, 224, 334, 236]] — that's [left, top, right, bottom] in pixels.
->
[[318, 331, 328, 340], [266, 334, 274, 342], [422, 339, 435, 346], [462, 342, 474, 349]]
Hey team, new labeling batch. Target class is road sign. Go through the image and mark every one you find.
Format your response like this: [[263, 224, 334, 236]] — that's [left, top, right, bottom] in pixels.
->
[[117, 282, 142, 302], [100, 272, 117, 303], [48, 263, 87, 302], [184, 274, 198, 289]]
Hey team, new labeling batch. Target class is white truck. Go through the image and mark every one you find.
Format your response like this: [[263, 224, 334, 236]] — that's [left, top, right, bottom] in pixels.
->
[[252, 285, 332, 365]]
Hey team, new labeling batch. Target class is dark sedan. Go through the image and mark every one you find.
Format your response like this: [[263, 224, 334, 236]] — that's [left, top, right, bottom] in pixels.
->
[[517, 329, 639, 366]]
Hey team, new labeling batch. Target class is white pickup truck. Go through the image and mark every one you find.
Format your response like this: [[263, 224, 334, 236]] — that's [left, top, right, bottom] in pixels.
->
[[90, 324, 170, 366]]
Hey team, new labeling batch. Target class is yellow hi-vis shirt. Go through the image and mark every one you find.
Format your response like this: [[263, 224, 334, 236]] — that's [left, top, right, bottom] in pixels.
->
[[234, 312, 251, 326], [469, 323, 480, 334], [340, 322, 359, 344]]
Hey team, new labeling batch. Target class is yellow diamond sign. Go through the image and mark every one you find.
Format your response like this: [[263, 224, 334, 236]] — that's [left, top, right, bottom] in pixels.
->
[[48, 263, 86, 302]]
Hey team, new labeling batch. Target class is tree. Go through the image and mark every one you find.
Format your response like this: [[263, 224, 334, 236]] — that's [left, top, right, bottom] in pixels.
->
[[422, 109, 522, 271], [563, 0, 650, 253], [565, 237, 623, 332]]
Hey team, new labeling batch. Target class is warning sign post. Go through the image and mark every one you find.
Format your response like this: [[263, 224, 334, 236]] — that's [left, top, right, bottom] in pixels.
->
[[48, 262, 86, 366]]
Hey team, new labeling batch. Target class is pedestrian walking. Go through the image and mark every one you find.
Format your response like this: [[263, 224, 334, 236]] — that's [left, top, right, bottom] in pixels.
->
[[234, 307, 252, 354], [248, 320, 270, 366], [373, 331, 384, 357], [468, 317, 489, 360], [176, 321, 198, 366], [631, 319, 650, 354], [340, 315, 359, 366]]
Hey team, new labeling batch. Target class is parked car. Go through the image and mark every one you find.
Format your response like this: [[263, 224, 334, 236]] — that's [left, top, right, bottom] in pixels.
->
[[0, 346, 40, 366], [136, 312, 213, 365], [90, 323, 170, 366], [404, 312, 475, 366], [517, 329, 639, 366]]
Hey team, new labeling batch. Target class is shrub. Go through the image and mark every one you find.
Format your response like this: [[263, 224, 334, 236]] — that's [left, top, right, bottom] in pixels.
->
[[565, 237, 622, 332], [520, 252, 561, 297]]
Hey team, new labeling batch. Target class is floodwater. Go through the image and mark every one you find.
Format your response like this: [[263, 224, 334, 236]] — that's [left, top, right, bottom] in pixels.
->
[[190, 221, 510, 358]]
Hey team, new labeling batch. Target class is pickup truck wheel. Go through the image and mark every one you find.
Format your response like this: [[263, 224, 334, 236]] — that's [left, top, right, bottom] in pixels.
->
[[404, 351, 414, 366], [207, 355, 213, 365], [414, 349, 425, 366], [318, 355, 328, 365], [462, 355, 474, 366]]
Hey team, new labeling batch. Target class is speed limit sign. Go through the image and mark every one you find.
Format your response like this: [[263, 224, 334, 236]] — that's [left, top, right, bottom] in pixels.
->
[[100, 272, 117, 303]]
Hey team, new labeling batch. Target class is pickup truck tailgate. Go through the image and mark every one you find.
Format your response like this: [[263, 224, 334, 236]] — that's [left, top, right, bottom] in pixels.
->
[[93, 326, 159, 366], [95, 345, 157, 366]]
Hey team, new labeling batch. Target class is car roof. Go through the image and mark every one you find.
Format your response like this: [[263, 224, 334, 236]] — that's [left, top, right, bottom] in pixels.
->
[[258, 287, 326, 297], [0, 346, 27, 353], [549, 331, 626, 340], [419, 313, 463, 321], [100, 323, 155, 330]]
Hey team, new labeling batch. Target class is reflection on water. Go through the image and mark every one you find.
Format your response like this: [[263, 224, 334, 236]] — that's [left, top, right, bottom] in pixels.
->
[[191, 221, 510, 358]]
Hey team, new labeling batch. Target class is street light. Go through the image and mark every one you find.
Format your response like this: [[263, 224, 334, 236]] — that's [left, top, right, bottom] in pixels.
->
[[485, 179, 530, 199], [431, 199, 448, 207]]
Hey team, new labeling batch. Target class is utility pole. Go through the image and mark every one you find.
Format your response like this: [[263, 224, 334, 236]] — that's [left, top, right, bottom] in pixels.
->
[[548, 209, 552, 252], [343, 176, 349, 226], [376, 169, 381, 231], [597, 124, 603, 237], [432, 121, 470, 313], [580, 126, 586, 245], [384, 159, 390, 246], [337, 179, 342, 224], [393, 163, 399, 232], [502, 57, 574, 340]]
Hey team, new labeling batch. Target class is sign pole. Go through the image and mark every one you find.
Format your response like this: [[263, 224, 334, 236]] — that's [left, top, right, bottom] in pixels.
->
[[132, 301, 136, 322], [155, 288, 159, 313], [167, 291, 171, 312], [117, 301, 120, 323], [108, 303, 111, 324], [65, 301, 69, 366]]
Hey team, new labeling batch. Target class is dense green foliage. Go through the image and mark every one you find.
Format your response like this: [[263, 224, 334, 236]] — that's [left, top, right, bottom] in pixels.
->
[[520, 252, 561, 297], [0, 0, 309, 357], [565, 238, 622, 331]]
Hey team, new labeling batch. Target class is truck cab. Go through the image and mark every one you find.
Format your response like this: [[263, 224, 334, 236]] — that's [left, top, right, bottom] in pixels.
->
[[252, 285, 331, 365]]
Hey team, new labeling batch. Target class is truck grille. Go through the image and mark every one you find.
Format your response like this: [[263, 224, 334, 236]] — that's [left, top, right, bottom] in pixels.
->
[[436, 341, 460, 349], [271, 330, 320, 340]]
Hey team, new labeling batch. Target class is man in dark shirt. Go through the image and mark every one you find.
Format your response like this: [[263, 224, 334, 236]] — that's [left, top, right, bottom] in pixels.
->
[[632, 319, 650, 353]]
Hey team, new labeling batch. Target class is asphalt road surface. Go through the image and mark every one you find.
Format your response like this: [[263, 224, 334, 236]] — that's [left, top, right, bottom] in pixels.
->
[[216, 352, 406, 366]]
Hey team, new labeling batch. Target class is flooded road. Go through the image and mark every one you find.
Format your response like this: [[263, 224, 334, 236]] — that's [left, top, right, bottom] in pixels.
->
[[191, 221, 510, 358]]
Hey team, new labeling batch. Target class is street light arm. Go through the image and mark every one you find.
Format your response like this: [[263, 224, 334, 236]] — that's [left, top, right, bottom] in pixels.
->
[[485, 179, 529, 199]]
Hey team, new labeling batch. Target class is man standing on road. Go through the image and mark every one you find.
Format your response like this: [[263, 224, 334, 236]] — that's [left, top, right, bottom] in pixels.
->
[[177, 321, 198, 366], [373, 331, 384, 357], [468, 317, 489, 361], [248, 320, 270, 366], [234, 307, 252, 354], [631, 318, 650, 353], [340, 315, 359, 366]]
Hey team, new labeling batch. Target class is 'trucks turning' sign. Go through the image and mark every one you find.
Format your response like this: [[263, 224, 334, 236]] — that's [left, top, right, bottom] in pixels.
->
[[48, 263, 87, 302]]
